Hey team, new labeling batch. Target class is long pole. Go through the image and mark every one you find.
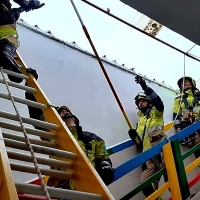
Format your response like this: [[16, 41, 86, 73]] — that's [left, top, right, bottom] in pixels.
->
[[69, 0, 138, 135], [81, 0, 200, 63]]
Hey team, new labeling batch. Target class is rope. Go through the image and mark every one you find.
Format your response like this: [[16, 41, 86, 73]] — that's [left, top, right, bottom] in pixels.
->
[[0, 68, 51, 200]]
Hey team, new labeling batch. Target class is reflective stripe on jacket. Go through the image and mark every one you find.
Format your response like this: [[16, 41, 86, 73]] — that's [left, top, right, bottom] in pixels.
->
[[0, 24, 18, 39]]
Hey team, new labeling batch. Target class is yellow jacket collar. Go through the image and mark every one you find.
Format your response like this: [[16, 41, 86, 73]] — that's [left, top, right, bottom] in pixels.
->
[[137, 110, 144, 117]]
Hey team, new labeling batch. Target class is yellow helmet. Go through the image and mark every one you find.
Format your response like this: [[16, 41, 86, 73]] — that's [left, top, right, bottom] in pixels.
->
[[177, 76, 197, 90]]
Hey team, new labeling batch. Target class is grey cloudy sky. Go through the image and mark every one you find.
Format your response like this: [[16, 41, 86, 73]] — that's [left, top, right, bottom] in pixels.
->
[[13, 0, 200, 89]]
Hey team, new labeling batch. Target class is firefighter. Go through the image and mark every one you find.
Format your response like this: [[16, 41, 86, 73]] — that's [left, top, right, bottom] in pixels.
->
[[25, 68, 114, 188], [0, 0, 44, 83], [128, 75, 166, 199], [55, 105, 114, 187], [173, 76, 200, 158]]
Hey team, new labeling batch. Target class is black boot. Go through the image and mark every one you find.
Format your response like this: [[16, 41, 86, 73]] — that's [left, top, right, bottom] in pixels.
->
[[27, 0, 45, 10], [14, 0, 45, 12], [0, 39, 23, 83]]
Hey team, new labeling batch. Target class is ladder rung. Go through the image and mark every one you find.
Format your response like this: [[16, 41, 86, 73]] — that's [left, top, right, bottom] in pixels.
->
[[2, 68, 29, 80], [4, 139, 77, 160], [0, 79, 36, 93], [10, 162, 73, 179], [0, 110, 59, 130], [2, 132, 56, 148], [15, 183, 102, 200], [7, 150, 73, 169], [0, 121, 56, 139], [0, 92, 47, 109]]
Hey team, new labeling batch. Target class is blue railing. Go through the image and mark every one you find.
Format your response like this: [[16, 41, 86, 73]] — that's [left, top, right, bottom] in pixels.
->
[[107, 139, 134, 155], [112, 140, 167, 182], [111, 120, 200, 183]]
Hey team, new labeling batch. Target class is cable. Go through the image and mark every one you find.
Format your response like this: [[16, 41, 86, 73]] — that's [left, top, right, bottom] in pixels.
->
[[187, 44, 196, 54], [0, 68, 51, 200]]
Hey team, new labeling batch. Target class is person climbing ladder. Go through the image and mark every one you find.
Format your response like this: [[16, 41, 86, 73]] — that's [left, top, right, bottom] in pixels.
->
[[0, 0, 44, 83]]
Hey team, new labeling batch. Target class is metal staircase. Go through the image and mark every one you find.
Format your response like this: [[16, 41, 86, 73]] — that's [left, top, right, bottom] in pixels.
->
[[0, 53, 114, 200]]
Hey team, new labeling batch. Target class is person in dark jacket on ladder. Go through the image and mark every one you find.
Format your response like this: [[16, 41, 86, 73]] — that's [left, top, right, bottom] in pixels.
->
[[0, 0, 44, 83], [25, 68, 114, 189], [53, 105, 114, 188], [173, 76, 200, 159], [128, 75, 166, 200]]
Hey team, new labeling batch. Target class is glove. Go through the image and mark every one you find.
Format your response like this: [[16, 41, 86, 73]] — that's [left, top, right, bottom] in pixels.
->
[[26, 68, 38, 80], [128, 129, 142, 148], [18, 0, 45, 12], [135, 75, 147, 90], [10, 8, 20, 22], [97, 161, 114, 186]]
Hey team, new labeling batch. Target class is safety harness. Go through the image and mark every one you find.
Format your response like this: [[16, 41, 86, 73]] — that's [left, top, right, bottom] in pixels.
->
[[180, 95, 200, 144]]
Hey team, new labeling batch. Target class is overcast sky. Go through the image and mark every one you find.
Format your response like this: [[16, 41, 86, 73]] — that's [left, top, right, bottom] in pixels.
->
[[13, 0, 200, 89]]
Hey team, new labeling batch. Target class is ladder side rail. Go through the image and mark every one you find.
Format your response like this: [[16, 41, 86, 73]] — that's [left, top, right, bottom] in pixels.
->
[[0, 129, 18, 200]]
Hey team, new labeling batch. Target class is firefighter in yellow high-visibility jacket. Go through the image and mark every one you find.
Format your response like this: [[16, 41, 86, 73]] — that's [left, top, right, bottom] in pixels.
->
[[128, 75, 166, 200], [0, 0, 44, 83], [173, 76, 200, 158]]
